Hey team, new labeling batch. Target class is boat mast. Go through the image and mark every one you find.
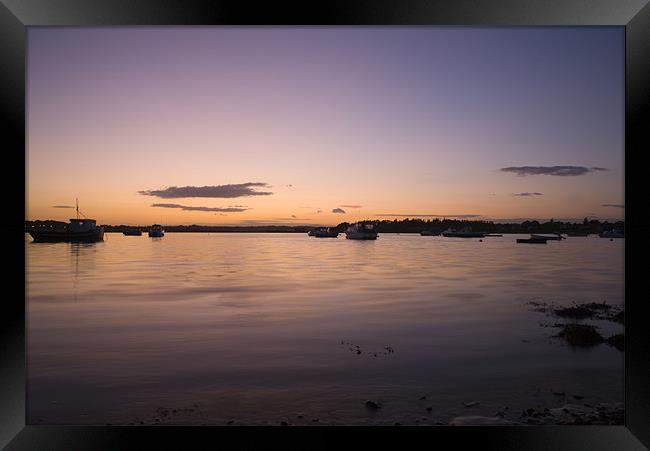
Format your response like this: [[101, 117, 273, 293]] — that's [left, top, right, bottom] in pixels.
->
[[74, 198, 88, 219]]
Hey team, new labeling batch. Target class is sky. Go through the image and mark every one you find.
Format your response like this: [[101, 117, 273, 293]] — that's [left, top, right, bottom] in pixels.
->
[[27, 27, 624, 226]]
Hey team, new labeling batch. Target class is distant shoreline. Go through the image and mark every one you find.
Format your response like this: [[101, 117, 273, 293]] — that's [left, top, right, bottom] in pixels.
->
[[26, 218, 624, 236], [99, 231, 540, 234]]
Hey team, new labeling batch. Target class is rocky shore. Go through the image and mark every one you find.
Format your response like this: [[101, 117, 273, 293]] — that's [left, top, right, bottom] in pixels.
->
[[113, 399, 623, 426], [107, 300, 625, 427], [529, 300, 624, 350]]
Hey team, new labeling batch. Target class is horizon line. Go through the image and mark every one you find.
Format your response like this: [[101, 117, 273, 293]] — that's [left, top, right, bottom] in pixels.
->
[[26, 217, 626, 227]]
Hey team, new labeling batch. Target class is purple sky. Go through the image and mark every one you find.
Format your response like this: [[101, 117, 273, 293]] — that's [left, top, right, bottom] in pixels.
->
[[27, 27, 624, 225]]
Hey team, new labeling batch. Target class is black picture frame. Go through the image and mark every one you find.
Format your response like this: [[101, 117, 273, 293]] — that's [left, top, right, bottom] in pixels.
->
[[3, 1, 649, 449]]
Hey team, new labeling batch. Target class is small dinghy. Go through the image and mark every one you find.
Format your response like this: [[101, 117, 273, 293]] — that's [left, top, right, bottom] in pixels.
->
[[517, 237, 548, 244], [531, 234, 565, 241], [308, 227, 339, 238]]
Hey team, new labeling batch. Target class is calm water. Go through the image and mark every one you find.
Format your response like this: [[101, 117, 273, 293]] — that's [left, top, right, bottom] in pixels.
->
[[26, 233, 624, 425]]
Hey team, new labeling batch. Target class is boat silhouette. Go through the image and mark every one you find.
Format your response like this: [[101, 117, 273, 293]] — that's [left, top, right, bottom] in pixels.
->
[[28, 199, 104, 243]]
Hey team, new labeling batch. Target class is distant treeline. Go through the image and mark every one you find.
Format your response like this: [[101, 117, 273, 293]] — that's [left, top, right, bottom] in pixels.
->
[[26, 218, 624, 234], [107, 224, 314, 233], [333, 218, 624, 234], [24, 220, 312, 233]]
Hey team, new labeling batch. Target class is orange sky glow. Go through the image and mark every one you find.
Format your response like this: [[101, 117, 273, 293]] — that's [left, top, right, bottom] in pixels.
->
[[27, 28, 624, 226]]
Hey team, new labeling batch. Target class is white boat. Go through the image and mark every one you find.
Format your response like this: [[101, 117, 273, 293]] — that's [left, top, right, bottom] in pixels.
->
[[148, 224, 165, 237], [345, 222, 378, 240], [442, 227, 485, 238], [599, 229, 624, 238], [28, 199, 104, 243]]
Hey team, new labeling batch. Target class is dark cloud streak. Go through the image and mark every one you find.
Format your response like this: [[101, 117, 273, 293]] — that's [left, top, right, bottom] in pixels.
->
[[500, 166, 608, 177], [139, 183, 273, 198], [151, 203, 248, 212]]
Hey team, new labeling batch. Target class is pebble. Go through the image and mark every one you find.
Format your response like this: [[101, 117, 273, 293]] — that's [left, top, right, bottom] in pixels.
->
[[365, 400, 381, 410]]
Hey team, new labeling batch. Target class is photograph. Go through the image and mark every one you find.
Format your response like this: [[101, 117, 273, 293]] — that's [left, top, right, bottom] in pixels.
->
[[25, 26, 625, 428]]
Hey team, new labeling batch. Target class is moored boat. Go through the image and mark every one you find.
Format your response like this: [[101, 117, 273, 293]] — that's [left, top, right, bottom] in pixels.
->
[[420, 230, 440, 236], [566, 231, 590, 237], [531, 233, 565, 241], [28, 199, 104, 243], [517, 237, 548, 244], [308, 227, 339, 238], [148, 224, 165, 237], [123, 228, 142, 236], [442, 227, 485, 238], [345, 222, 378, 240], [599, 229, 624, 238]]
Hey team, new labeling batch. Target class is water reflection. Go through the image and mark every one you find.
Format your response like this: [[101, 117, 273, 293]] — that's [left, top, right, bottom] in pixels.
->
[[68, 242, 99, 302], [26, 233, 624, 425]]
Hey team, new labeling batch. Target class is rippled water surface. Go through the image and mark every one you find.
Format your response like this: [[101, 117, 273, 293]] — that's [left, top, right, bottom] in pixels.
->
[[26, 233, 624, 425]]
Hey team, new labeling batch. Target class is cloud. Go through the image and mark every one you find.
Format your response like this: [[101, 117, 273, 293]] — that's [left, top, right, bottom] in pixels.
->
[[513, 192, 543, 197], [375, 214, 482, 218], [601, 204, 624, 208], [52, 205, 75, 208], [340, 205, 362, 209], [139, 183, 273, 198], [151, 203, 248, 212], [332, 208, 346, 214], [500, 166, 608, 177]]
